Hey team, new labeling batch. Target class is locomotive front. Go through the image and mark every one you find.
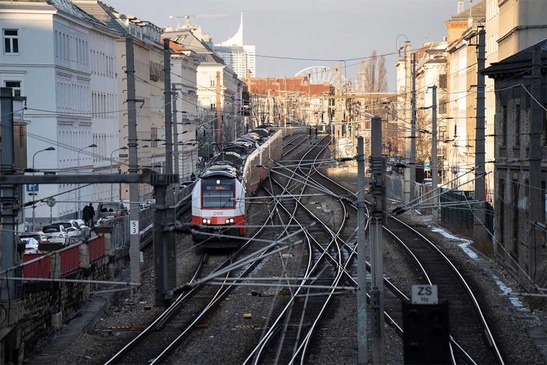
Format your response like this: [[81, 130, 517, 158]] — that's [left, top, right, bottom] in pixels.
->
[[191, 171, 245, 247]]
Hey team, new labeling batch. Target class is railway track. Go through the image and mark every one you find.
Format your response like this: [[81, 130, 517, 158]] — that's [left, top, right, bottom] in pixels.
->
[[104, 131, 504, 364], [312, 162, 505, 364]]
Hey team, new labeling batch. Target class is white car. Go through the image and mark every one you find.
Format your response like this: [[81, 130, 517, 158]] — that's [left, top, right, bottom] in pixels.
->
[[21, 237, 40, 254]]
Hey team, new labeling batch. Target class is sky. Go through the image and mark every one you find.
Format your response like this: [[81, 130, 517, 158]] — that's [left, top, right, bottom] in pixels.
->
[[104, 0, 463, 91]]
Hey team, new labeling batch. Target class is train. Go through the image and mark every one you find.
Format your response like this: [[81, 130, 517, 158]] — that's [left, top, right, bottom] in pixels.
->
[[191, 125, 284, 247]]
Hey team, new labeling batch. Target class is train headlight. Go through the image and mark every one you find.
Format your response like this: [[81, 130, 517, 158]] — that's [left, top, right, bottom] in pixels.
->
[[202, 218, 211, 225], [230, 218, 235, 223], [225, 218, 235, 224]]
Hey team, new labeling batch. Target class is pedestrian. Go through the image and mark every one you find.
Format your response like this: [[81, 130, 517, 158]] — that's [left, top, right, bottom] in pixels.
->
[[88, 203, 95, 227], [191, 172, 196, 181], [82, 204, 91, 227]]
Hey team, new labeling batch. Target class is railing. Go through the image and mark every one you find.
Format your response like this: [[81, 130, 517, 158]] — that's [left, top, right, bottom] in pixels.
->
[[58, 244, 80, 275], [88, 235, 105, 262], [23, 254, 51, 279]]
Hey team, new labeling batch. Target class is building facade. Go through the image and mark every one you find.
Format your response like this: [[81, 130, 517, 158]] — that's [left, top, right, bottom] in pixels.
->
[[1, 0, 121, 228], [484, 39, 547, 288]]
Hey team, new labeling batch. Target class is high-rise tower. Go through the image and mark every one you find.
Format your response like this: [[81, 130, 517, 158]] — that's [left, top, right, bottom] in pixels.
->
[[213, 13, 256, 78]]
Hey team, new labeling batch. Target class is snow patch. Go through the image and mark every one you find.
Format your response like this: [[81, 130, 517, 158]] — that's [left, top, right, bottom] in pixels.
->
[[430, 226, 478, 259], [490, 271, 524, 309]]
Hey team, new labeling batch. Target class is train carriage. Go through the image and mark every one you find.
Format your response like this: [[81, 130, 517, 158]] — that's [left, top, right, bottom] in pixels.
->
[[191, 127, 284, 247]]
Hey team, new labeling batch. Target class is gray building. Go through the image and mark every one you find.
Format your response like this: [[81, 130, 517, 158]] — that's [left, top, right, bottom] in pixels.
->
[[484, 39, 547, 289]]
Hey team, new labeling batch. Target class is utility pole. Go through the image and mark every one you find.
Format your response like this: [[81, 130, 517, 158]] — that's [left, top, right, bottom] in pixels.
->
[[410, 52, 417, 203], [163, 38, 177, 292], [360, 60, 366, 94], [528, 46, 543, 281], [474, 27, 487, 242], [216, 71, 221, 152], [370, 116, 386, 363], [172, 84, 180, 177], [356, 136, 368, 365], [404, 41, 412, 204], [431, 86, 438, 222], [125, 37, 142, 286], [0, 87, 22, 302]]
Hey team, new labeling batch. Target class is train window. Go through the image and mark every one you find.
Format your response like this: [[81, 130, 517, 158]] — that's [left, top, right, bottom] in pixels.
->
[[201, 177, 235, 208]]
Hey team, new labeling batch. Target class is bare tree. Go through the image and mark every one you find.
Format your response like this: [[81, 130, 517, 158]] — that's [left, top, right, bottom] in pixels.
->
[[365, 50, 388, 92]]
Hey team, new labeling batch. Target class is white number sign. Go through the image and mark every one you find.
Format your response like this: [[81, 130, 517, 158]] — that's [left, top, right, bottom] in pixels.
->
[[130, 220, 139, 235]]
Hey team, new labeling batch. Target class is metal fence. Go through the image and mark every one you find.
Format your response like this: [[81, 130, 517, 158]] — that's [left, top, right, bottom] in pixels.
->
[[440, 190, 494, 240], [385, 175, 494, 241]]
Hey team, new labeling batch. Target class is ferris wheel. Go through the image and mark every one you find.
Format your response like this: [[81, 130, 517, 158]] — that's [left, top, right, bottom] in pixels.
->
[[295, 66, 346, 85]]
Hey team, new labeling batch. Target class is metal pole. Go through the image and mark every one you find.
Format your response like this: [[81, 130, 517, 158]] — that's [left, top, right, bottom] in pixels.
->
[[410, 52, 417, 203], [528, 46, 543, 280], [163, 38, 177, 293], [370, 116, 385, 363], [172, 84, 180, 177], [0, 87, 20, 301], [356, 136, 368, 364], [431, 86, 438, 222], [404, 41, 412, 204], [77, 149, 81, 219], [474, 27, 487, 242], [216, 71, 222, 152], [126, 37, 141, 285], [163, 38, 173, 177]]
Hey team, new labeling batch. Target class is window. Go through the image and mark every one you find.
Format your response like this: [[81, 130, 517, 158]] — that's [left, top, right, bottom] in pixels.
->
[[439, 74, 447, 89], [512, 181, 519, 257], [4, 81, 21, 97], [501, 105, 507, 145], [515, 104, 520, 146], [3, 29, 19, 54]]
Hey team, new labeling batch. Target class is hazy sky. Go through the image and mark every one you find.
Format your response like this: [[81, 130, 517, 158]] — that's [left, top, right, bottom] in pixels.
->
[[105, 0, 462, 91]]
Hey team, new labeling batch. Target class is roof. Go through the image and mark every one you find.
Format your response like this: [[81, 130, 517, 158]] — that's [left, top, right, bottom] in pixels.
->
[[72, 0, 127, 35], [448, 0, 486, 21], [172, 31, 226, 64], [251, 77, 333, 96], [483, 38, 547, 76]]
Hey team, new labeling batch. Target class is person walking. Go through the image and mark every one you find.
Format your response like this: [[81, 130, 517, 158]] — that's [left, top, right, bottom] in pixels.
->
[[88, 203, 95, 227], [82, 204, 91, 227]]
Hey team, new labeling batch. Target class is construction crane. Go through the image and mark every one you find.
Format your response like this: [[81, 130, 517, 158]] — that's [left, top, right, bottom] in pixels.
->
[[169, 14, 229, 20]]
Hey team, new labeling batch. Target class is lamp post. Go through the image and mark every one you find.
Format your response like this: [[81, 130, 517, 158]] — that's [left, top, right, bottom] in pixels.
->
[[31, 147, 55, 231], [110, 146, 128, 200], [77, 143, 97, 219]]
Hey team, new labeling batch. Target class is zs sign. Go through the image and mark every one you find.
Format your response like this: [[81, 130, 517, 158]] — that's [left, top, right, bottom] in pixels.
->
[[411, 284, 438, 305]]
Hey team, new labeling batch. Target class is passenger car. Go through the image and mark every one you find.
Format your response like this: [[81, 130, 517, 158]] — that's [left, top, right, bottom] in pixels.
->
[[20, 237, 40, 254], [97, 202, 128, 219]]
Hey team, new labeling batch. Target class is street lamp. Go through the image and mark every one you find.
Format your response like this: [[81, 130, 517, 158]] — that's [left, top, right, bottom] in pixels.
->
[[110, 146, 128, 200], [32, 146, 56, 171], [77, 143, 97, 219], [31, 147, 55, 231]]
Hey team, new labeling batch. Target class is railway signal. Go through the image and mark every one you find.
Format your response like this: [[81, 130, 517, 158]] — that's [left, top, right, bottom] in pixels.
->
[[402, 299, 450, 364]]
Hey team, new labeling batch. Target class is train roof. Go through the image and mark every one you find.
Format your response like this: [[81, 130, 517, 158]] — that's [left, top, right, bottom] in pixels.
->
[[210, 151, 244, 168], [202, 160, 240, 178]]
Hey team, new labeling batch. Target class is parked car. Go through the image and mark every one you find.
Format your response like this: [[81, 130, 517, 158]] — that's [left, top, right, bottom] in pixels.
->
[[19, 232, 47, 244], [20, 237, 40, 254], [39, 222, 75, 244], [97, 202, 128, 219], [69, 219, 86, 229]]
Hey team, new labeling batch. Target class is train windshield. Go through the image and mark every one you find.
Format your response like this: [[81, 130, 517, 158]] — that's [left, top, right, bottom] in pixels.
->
[[201, 177, 236, 208]]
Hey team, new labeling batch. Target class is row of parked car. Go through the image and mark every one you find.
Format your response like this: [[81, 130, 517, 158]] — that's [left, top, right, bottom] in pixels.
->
[[19, 219, 91, 254], [19, 200, 154, 254]]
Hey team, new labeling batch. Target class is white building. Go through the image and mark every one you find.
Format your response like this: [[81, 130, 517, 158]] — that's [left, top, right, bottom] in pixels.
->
[[168, 39, 199, 181], [164, 22, 244, 158], [0, 0, 120, 228], [74, 0, 165, 202], [213, 13, 256, 80]]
